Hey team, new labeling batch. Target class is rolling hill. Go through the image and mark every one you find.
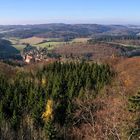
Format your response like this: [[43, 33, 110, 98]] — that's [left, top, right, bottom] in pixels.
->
[[0, 24, 140, 39], [0, 39, 21, 59]]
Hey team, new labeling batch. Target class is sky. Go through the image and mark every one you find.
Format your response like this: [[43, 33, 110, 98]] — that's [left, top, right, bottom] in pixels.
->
[[0, 0, 140, 25]]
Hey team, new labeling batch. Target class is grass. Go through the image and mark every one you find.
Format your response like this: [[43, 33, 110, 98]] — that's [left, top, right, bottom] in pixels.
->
[[8, 37, 21, 44], [13, 44, 26, 51], [5, 38, 26, 51], [7, 37, 90, 51], [71, 38, 91, 43], [34, 37, 90, 50], [20, 37, 46, 45], [34, 42, 67, 50], [8, 37, 65, 50], [20, 37, 62, 45]]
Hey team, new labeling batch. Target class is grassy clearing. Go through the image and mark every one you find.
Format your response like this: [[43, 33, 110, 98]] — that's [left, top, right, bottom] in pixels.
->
[[19, 37, 90, 46], [8, 37, 21, 45], [7, 37, 63, 51], [6, 38, 26, 51], [13, 44, 26, 51], [20, 37, 46, 45], [34, 42, 67, 50], [20, 37, 62, 45], [71, 38, 90, 43], [8, 37, 90, 51]]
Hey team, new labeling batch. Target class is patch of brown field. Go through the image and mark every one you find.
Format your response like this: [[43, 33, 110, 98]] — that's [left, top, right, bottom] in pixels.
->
[[53, 43, 122, 60]]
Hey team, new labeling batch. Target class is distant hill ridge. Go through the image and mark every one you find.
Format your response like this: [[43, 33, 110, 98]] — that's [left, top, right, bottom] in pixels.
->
[[0, 23, 140, 39]]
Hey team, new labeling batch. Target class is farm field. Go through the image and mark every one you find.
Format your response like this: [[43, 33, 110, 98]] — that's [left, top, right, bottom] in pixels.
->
[[13, 44, 26, 51], [71, 37, 91, 43], [8, 37, 90, 51], [34, 42, 66, 50], [20, 37, 47, 45]]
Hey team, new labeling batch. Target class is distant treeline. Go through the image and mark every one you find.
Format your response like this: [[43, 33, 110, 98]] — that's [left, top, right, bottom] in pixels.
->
[[2, 24, 140, 39], [88, 35, 140, 43]]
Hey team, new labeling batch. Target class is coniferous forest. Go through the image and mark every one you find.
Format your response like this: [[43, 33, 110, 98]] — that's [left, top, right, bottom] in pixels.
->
[[0, 62, 113, 140]]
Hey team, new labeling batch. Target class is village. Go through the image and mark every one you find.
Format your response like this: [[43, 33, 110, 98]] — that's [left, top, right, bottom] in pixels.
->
[[22, 44, 59, 63]]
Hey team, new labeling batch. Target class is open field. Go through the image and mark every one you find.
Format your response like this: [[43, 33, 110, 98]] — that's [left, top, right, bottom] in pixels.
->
[[13, 44, 26, 51], [7, 37, 65, 51], [8, 37, 61, 44], [71, 38, 90, 43], [20, 37, 47, 45], [19, 37, 89, 45], [7, 37, 90, 51], [34, 41, 67, 50], [8, 38, 20, 44]]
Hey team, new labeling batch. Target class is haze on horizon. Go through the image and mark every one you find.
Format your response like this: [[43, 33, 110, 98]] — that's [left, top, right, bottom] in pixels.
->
[[0, 0, 140, 25]]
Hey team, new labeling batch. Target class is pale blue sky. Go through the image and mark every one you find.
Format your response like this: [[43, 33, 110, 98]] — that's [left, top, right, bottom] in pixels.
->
[[0, 0, 140, 25]]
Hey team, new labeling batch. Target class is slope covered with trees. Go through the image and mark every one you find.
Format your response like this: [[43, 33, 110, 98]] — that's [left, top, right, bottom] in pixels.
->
[[0, 62, 113, 140], [1, 24, 139, 39], [0, 39, 21, 59], [129, 91, 140, 140]]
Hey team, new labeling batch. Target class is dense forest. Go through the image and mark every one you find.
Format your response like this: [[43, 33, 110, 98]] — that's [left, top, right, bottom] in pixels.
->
[[0, 39, 21, 59], [0, 57, 140, 140], [0, 62, 113, 140]]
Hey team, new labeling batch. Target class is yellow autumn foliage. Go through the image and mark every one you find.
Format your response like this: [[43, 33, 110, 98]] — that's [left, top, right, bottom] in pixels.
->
[[42, 99, 53, 122], [42, 78, 46, 86]]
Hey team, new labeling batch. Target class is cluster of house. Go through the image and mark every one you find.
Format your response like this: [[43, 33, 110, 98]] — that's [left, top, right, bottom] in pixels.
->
[[22, 46, 53, 63], [22, 45, 92, 64], [24, 55, 38, 63]]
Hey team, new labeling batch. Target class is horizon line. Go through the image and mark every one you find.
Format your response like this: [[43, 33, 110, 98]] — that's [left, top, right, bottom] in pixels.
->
[[0, 22, 140, 26]]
